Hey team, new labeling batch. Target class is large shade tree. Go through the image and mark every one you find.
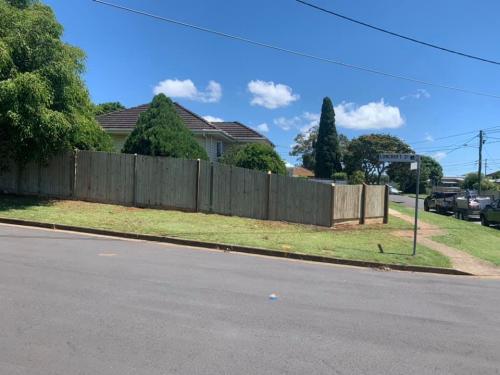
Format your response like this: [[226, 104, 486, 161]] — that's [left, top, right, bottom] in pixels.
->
[[314, 97, 342, 178], [290, 124, 349, 172], [0, 0, 113, 169], [344, 134, 413, 184], [93, 102, 125, 116], [122, 94, 208, 160], [388, 155, 443, 193]]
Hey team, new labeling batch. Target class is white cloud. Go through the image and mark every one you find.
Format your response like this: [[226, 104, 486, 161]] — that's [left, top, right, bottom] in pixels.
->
[[334, 99, 404, 130], [248, 80, 299, 109], [400, 89, 430, 101], [432, 151, 447, 161], [273, 116, 300, 131], [255, 123, 269, 133], [153, 79, 222, 103], [203, 115, 224, 122], [285, 161, 294, 168], [300, 112, 320, 133], [424, 133, 434, 142], [273, 112, 320, 133]]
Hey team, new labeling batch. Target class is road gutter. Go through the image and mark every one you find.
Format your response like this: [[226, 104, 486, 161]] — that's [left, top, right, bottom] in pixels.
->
[[0, 216, 471, 276]]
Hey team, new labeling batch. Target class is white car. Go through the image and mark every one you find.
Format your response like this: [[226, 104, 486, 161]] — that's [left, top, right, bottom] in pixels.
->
[[388, 186, 402, 195]]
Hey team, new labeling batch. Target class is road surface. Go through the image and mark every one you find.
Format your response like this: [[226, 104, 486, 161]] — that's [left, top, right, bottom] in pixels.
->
[[1, 224, 499, 374], [389, 194, 424, 209]]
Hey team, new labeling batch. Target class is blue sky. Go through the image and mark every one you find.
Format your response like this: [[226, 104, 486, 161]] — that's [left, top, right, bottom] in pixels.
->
[[46, 0, 500, 175]]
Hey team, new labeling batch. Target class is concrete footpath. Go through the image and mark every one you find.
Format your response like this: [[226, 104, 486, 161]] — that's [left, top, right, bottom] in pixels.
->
[[1, 224, 500, 374]]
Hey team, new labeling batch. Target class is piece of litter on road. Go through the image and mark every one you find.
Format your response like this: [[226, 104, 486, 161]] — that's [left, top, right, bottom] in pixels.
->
[[269, 293, 278, 300], [98, 253, 117, 257]]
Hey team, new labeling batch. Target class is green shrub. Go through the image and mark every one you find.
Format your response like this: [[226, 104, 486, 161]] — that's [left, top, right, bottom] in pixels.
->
[[348, 170, 365, 185], [122, 94, 208, 160], [221, 143, 286, 175]]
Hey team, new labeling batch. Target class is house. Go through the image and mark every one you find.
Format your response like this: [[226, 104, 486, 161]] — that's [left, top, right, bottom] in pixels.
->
[[96, 103, 272, 160], [287, 166, 314, 178], [486, 170, 500, 185]]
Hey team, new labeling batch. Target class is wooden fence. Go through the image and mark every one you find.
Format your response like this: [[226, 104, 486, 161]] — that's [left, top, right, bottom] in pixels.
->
[[0, 150, 389, 227]]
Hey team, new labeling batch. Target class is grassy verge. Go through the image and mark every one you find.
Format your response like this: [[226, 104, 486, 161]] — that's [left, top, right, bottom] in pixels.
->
[[403, 194, 428, 199], [390, 202, 500, 266], [0, 195, 451, 268]]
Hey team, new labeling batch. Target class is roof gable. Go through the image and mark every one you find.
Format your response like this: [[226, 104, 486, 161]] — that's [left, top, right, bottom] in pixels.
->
[[96, 103, 271, 144], [96, 102, 217, 132]]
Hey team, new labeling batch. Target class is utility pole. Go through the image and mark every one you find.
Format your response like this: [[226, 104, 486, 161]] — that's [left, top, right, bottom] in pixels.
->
[[485, 159, 488, 177], [478, 130, 483, 194]]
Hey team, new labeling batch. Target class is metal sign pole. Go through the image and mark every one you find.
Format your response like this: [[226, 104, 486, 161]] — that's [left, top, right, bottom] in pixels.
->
[[412, 156, 421, 256]]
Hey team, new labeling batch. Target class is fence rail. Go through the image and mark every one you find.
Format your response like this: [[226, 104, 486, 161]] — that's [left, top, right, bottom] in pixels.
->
[[0, 151, 389, 227]]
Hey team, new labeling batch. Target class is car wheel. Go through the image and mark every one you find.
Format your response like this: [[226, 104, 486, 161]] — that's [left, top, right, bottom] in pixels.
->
[[424, 203, 429, 212], [481, 215, 489, 227]]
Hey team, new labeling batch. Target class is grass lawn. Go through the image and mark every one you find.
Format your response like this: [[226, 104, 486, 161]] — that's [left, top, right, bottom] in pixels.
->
[[403, 193, 428, 199], [391, 202, 500, 266], [0, 195, 451, 268]]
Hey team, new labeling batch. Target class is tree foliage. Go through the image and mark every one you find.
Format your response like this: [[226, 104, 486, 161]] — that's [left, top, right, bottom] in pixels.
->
[[348, 170, 365, 185], [290, 123, 349, 174], [314, 97, 342, 178], [462, 172, 499, 191], [122, 94, 208, 160], [0, 0, 113, 167], [388, 155, 443, 193], [290, 125, 317, 171], [221, 143, 286, 175], [93, 102, 125, 116], [344, 134, 412, 184]]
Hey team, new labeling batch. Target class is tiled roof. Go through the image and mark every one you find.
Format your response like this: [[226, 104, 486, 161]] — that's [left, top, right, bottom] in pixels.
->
[[96, 103, 270, 143], [288, 167, 314, 178], [211, 121, 266, 140], [96, 103, 218, 132]]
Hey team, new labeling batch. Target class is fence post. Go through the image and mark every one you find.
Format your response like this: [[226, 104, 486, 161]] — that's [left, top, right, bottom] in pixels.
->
[[209, 162, 214, 212], [383, 184, 389, 224], [266, 171, 272, 220], [70, 149, 77, 197], [37, 161, 42, 195], [360, 183, 367, 224], [132, 153, 138, 206], [195, 158, 201, 212], [330, 183, 335, 227]]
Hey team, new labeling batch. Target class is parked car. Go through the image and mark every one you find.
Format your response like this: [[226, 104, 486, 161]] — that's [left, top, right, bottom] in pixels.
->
[[453, 190, 492, 220], [424, 191, 457, 213], [480, 200, 500, 227], [388, 186, 401, 195]]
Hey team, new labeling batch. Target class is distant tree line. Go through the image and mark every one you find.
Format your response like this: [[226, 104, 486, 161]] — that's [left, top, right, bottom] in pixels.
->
[[290, 96, 444, 192]]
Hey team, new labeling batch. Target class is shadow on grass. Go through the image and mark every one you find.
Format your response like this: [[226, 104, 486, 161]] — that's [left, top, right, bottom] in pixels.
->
[[0, 194, 56, 212]]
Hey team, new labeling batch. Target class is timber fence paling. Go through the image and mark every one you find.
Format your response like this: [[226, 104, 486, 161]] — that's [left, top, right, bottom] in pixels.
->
[[333, 185, 363, 222], [134, 155, 198, 211], [269, 174, 331, 226], [365, 185, 386, 218], [74, 151, 134, 205], [0, 150, 389, 227]]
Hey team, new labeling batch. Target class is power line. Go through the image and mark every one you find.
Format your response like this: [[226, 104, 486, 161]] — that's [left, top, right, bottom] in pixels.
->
[[92, 0, 500, 99], [295, 0, 500, 66], [407, 125, 500, 145]]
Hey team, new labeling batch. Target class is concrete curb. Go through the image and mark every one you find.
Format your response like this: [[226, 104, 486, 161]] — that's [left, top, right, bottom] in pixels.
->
[[0, 217, 472, 276]]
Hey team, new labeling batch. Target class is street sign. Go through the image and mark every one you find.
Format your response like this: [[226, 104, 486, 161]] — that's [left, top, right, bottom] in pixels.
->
[[379, 153, 418, 163], [380, 153, 422, 256]]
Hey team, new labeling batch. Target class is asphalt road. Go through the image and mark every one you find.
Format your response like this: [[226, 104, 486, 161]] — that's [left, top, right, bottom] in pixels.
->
[[389, 194, 424, 209], [1, 224, 500, 375]]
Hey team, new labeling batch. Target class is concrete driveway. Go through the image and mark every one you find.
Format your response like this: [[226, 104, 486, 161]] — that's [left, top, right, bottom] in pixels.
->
[[1, 224, 500, 374]]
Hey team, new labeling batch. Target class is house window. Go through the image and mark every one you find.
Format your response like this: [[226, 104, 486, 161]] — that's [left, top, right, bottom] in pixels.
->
[[216, 141, 223, 158]]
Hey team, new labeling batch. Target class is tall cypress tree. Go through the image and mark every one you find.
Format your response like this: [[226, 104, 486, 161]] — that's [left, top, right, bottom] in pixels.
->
[[314, 97, 342, 178]]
